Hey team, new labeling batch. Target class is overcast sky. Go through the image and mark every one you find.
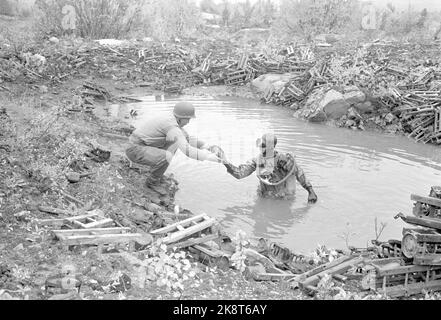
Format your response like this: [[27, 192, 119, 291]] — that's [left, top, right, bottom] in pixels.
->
[[203, 0, 441, 11]]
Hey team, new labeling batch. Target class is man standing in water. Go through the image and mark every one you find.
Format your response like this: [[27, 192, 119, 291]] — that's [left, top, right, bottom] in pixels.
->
[[125, 102, 221, 185], [221, 133, 318, 203]]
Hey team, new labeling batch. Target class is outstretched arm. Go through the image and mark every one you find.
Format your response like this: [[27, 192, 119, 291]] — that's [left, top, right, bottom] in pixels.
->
[[279, 153, 318, 203], [167, 128, 213, 161], [224, 158, 257, 180]]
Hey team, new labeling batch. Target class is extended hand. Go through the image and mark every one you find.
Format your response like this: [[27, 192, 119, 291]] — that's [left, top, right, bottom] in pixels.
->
[[308, 189, 318, 204], [206, 153, 222, 163]]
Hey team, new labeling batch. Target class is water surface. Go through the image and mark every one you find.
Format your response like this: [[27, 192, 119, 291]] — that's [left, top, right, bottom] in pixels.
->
[[113, 95, 441, 253]]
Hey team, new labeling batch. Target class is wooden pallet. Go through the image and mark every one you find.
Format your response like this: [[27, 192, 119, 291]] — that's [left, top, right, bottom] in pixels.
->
[[150, 213, 216, 245], [362, 262, 441, 298], [237, 54, 249, 70], [411, 193, 441, 218], [225, 70, 248, 85], [293, 255, 364, 290], [35, 212, 114, 229], [188, 243, 230, 271], [52, 227, 144, 251]]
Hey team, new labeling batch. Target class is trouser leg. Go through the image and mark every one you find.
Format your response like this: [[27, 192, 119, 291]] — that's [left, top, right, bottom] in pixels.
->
[[125, 144, 176, 178]]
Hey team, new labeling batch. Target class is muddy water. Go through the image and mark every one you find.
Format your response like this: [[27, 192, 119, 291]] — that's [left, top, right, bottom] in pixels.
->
[[110, 95, 441, 253]]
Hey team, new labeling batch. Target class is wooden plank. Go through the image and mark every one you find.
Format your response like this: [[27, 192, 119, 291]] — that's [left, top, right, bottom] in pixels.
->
[[403, 228, 441, 243], [53, 227, 130, 236], [193, 244, 225, 258], [188, 246, 230, 271], [150, 214, 209, 235], [414, 254, 441, 266], [377, 264, 441, 277], [379, 280, 441, 298], [161, 219, 216, 245], [61, 233, 144, 246], [34, 213, 105, 226], [38, 206, 73, 216], [254, 273, 296, 281], [397, 214, 441, 231], [81, 218, 115, 229], [167, 234, 218, 250], [411, 194, 441, 208], [289, 255, 353, 283], [300, 256, 365, 288]]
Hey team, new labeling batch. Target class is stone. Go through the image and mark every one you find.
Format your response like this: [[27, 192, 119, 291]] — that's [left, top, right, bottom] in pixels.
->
[[309, 110, 328, 122], [49, 37, 59, 44], [244, 263, 266, 281], [355, 101, 374, 113], [144, 202, 162, 213], [343, 88, 366, 105], [321, 89, 351, 119], [345, 120, 357, 128], [39, 85, 48, 94], [347, 107, 362, 121], [250, 73, 293, 95], [13, 243, 24, 251]]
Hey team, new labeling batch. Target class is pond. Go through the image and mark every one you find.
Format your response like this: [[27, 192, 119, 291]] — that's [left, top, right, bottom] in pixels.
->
[[110, 95, 441, 254]]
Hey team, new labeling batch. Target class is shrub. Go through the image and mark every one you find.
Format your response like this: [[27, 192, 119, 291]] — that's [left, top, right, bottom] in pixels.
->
[[34, 0, 143, 39], [0, 0, 14, 16], [276, 0, 362, 40]]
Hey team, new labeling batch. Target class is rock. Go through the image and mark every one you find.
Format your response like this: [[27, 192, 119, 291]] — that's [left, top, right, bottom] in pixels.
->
[[134, 234, 153, 250], [250, 73, 293, 95], [14, 211, 30, 222], [343, 87, 366, 105], [144, 202, 162, 214], [110, 273, 132, 292], [345, 120, 357, 128], [244, 263, 266, 281], [13, 243, 24, 251], [347, 107, 362, 121], [0, 292, 19, 300], [309, 110, 328, 122], [39, 85, 48, 94], [49, 37, 59, 44], [321, 89, 351, 119], [355, 101, 374, 113]]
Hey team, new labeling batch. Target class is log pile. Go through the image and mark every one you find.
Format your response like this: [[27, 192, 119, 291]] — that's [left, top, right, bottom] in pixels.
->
[[357, 186, 441, 298], [1, 37, 440, 145]]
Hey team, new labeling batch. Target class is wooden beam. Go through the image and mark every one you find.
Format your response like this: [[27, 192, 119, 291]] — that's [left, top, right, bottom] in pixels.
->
[[162, 219, 216, 245], [376, 264, 441, 277], [253, 273, 296, 281], [396, 214, 441, 231], [411, 194, 441, 208], [167, 234, 218, 250], [300, 256, 365, 288], [34, 213, 105, 226], [150, 214, 209, 235], [59, 233, 144, 246], [379, 280, 441, 298], [289, 255, 353, 283], [72, 218, 115, 229], [414, 254, 441, 266], [38, 206, 73, 216], [53, 227, 130, 236]]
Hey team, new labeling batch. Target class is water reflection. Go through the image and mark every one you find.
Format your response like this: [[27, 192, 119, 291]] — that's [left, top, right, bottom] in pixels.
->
[[221, 196, 312, 241]]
